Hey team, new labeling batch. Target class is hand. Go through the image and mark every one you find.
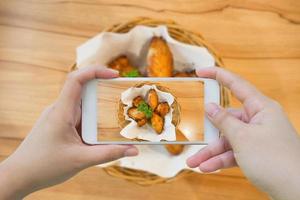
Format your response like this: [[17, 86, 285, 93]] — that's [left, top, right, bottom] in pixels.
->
[[186, 67, 300, 200], [0, 66, 138, 199]]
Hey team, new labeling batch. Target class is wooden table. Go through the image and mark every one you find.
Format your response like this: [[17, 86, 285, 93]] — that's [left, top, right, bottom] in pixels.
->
[[0, 1, 299, 199]]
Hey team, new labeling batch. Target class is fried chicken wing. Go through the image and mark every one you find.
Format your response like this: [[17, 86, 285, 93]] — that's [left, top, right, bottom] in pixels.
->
[[132, 96, 144, 107], [137, 118, 147, 127], [151, 113, 164, 134], [155, 102, 170, 117], [108, 55, 139, 77], [147, 37, 173, 77], [147, 89, 158, 110], [164, 129, 188, 155], [127, 107, 146, 121]]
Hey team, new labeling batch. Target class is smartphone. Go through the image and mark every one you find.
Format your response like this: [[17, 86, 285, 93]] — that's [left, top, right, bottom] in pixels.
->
[[81, 77, 220, 145]]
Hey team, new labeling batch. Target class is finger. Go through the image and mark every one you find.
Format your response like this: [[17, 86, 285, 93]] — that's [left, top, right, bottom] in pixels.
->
[[199, 150, 237, 173], [187, 136, 231, 168], [226, 108, 243, 120], [205, 103, 246, 144], [75, 103, 82, 126], [58, 66, 119, 112], [196, 67, 266, 117], [81, 145, 138, 167], [196, 67, 262, 103], [226, 108, 250, 123]]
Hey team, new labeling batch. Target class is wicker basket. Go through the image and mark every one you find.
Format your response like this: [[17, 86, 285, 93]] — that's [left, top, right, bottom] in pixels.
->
[[75, 17, 230, 185]]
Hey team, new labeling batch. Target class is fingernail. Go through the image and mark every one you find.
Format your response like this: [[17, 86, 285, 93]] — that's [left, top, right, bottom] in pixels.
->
[[199, 162, 214, 173], [205, 103, 221, 117], [196, 66, 214, 72], [106, 68, 119, 75], [124, 147, 138, 157], [186, 157, 197, 168], [195, 67, 204, 76]]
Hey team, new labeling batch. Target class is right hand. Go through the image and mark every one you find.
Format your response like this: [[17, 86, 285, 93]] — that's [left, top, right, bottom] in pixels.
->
[[187, 67, 300, 200]]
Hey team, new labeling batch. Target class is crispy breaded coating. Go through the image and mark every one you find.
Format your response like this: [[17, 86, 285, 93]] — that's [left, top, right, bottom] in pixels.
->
[[108, 55, 135, 76], [127, 107, 146, 121], [132, 96, 144, 107], [151, 113, 164, 134], [147, 89, 159, 110], [155, 102, 170, 117], [164, 129, 188, 155], [137, 118, 147, 127], [147, 37, 173, 77]]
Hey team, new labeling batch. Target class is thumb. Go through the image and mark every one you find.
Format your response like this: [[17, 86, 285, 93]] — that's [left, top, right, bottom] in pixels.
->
[[81, 145, 139, 167], [205, 103, 245, 145]]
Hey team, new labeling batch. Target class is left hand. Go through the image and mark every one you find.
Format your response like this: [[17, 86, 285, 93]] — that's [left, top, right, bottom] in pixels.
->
[[0, 66, 138, 199]]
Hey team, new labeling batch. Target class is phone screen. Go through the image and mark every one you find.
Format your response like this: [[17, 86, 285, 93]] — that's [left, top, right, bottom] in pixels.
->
[[96, 79, 204, 143]]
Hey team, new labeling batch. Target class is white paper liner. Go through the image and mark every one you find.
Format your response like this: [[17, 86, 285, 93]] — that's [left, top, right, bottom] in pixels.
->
[[100, 145, 208, 178], [120, 84, 176, 141], [76, 25, 216, 177]]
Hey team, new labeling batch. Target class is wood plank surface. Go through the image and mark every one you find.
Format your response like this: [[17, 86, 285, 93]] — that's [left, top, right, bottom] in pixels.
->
[[0, 0, 299, 58], [0, 0, 299, 199]]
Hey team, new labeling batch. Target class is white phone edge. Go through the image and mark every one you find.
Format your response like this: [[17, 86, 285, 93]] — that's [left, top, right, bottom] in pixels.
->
[[81, 77, 220, 145]]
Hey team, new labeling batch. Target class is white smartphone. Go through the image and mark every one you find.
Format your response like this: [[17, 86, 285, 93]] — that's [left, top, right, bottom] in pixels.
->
[[81, 77, 220, 145]]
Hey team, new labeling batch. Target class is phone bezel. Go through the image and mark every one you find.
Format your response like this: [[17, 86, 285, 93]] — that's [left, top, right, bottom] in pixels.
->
[[81, 77, 220, 145]]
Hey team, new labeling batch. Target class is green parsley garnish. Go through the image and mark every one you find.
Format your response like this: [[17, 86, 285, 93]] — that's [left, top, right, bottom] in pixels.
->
[[122, 69, 140, 77], [137, 102, 153, 119]]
